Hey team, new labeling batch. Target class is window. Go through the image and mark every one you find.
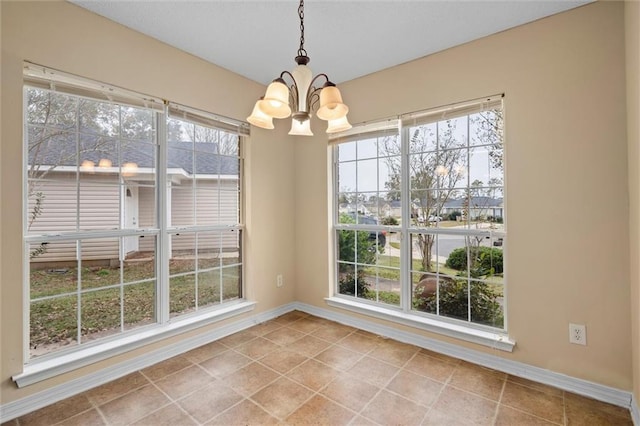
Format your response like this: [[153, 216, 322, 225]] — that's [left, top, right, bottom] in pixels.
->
[[333, 95, 505, 333], [24, 65, 246, 361]]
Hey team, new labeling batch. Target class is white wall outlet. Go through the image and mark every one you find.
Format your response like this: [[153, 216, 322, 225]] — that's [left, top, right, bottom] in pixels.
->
[[569, 323, 586, 345], [276, 274, 283, 288]]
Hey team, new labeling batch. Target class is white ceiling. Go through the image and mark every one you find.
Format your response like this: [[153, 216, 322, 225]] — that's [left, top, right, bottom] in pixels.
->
[[71, 0, 592, 85]]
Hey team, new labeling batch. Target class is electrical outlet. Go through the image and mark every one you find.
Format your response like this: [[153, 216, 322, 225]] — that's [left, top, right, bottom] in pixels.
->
[[569, 323, 586, 345], [276, 274, 283, 288]]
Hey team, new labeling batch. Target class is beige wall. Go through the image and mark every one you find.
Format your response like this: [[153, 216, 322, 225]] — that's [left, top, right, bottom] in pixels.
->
[[295, 1, 632, 390], [1, 1, 295, 404], [626, 0, 640, 412]]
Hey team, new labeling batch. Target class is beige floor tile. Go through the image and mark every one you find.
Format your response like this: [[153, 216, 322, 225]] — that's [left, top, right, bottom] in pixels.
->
[[349, 415, 379, 425], [223, 361, 280, 396], [312, 323, 356, 342], [448, 362, 506, 401], [431, 386, 497, 426], [183, 341, 227, 364], [99, 384, 171, 425], [315, 345, 363, 371], [234, 336, 282, 359], [218, 329, 259, 348], [348, 356, 400, 388], [249, 320, 284, 336], [154, 364, 215, 399], [287, 317, 326, 333], [141, 355, 193, 381], [85, 371, 149, 406], [361, 389, 428, 426], [199, 349, 252, 377], [422, 408, 474, 425], [564, 392, 633, 421], [404, 352, 457, 383], [206, 399, 280, 425], [500, 381, 564, 424], [368, 339, 419, 367], [418, 348, 462, 365], [337, 332, 382, 354], [18, 394, 93, 426], [131, 403, 196, 426], [287, 334, 332, 357], [273, 311, 308, 324], [495, 405, 559, 425], [321, 375, 381, 412], [263, 326, 306, 345], [385, 369, 443, 407], [506, 375, 563, 397], [285, 395, 356, 425], [177, 380, 243, 424], [56, 408, 106, 426], [286, 358, 340, 391], [258, 347, 309, 374], [251, 377, 314, 419]]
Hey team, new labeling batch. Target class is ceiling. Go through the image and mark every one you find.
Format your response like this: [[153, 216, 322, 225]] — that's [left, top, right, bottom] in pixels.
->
[[71, 0, 592, 86]]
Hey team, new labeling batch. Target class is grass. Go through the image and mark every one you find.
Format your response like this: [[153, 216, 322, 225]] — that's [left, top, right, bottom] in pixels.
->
[[29, 258, 241, 355]]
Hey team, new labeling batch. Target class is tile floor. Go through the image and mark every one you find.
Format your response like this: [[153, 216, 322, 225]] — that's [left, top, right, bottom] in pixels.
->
[[5, 311, 633, 426]]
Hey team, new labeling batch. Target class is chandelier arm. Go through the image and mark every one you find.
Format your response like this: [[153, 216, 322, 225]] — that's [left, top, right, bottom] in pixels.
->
[[304, 73, 331, 113], [279, 70, 300, 112]]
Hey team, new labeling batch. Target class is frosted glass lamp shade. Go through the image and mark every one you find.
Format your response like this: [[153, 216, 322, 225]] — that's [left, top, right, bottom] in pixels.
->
[[258, 80, 292, 119], [316, 85, 348, 121], [326, 115, 352, 133], [247, 100, 275, 129], [288, 118, 314, 136]]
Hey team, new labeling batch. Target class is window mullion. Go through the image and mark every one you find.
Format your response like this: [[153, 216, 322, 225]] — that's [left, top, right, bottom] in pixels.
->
[[157, 106, 169, 324], [400, 124, 411, 313]]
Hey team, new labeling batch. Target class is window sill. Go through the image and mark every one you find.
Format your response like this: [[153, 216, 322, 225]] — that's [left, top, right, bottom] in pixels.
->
[[12, 301, 256, 388], [325, 297, 515, 352]]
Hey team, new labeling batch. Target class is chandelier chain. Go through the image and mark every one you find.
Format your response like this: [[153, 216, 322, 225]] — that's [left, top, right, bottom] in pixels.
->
[[298, 0, 307, 57]]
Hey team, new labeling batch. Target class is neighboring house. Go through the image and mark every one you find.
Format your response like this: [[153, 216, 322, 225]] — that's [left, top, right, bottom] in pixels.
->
[[338, 202, 370, 216], [442, 196, 504, 219], [27, 137, 239, 264]]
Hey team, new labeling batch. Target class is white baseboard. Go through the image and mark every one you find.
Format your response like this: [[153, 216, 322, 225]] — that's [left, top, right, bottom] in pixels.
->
[[293, 301, 634, 410], [0, 303, 297, 423], [631, 394, 640, 426]]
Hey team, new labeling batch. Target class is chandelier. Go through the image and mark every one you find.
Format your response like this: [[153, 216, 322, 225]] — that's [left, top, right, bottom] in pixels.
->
[[247, 0, 352, 136]]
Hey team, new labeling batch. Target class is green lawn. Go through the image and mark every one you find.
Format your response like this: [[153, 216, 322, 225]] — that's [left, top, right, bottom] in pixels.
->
[[29, 259, 241, 354]]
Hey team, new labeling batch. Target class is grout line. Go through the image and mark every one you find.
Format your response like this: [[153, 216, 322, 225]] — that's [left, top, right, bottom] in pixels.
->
[[490, 374, 508, 425]]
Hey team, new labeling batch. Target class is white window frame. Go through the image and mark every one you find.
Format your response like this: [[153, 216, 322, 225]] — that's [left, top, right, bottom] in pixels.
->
[[15, 63, 253, 387], [328, 95, 514, 352]]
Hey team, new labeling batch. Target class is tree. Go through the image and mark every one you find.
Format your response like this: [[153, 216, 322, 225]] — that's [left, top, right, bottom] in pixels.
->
[[381, 120, 466, 272]]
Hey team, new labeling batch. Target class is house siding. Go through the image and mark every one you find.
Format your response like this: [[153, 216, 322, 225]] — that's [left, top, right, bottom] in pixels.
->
[[170, 179, 239, 253], [28, 174, 239, 263], [28, 172, 120, 263]]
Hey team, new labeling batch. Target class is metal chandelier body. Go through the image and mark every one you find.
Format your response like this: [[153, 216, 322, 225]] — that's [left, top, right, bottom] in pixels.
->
[[247, 0, 352, 136]]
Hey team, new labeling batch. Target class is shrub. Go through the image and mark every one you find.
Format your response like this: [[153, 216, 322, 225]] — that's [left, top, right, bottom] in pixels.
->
[[413, 278, 503, 328], [380, 216, 399, 226], [338, 272, 370, 297], [445, 246, 503, 275], [447, 211, 462, 221], [337, 214, 376, 271]]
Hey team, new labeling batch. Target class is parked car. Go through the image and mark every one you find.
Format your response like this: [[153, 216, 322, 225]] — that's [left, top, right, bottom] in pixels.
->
[[428, 215, 442, 222], [347, 213, 387, 247]]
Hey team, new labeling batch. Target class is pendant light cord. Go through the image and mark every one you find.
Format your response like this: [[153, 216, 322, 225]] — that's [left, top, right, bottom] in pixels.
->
[[298, 0, 307, 58]]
